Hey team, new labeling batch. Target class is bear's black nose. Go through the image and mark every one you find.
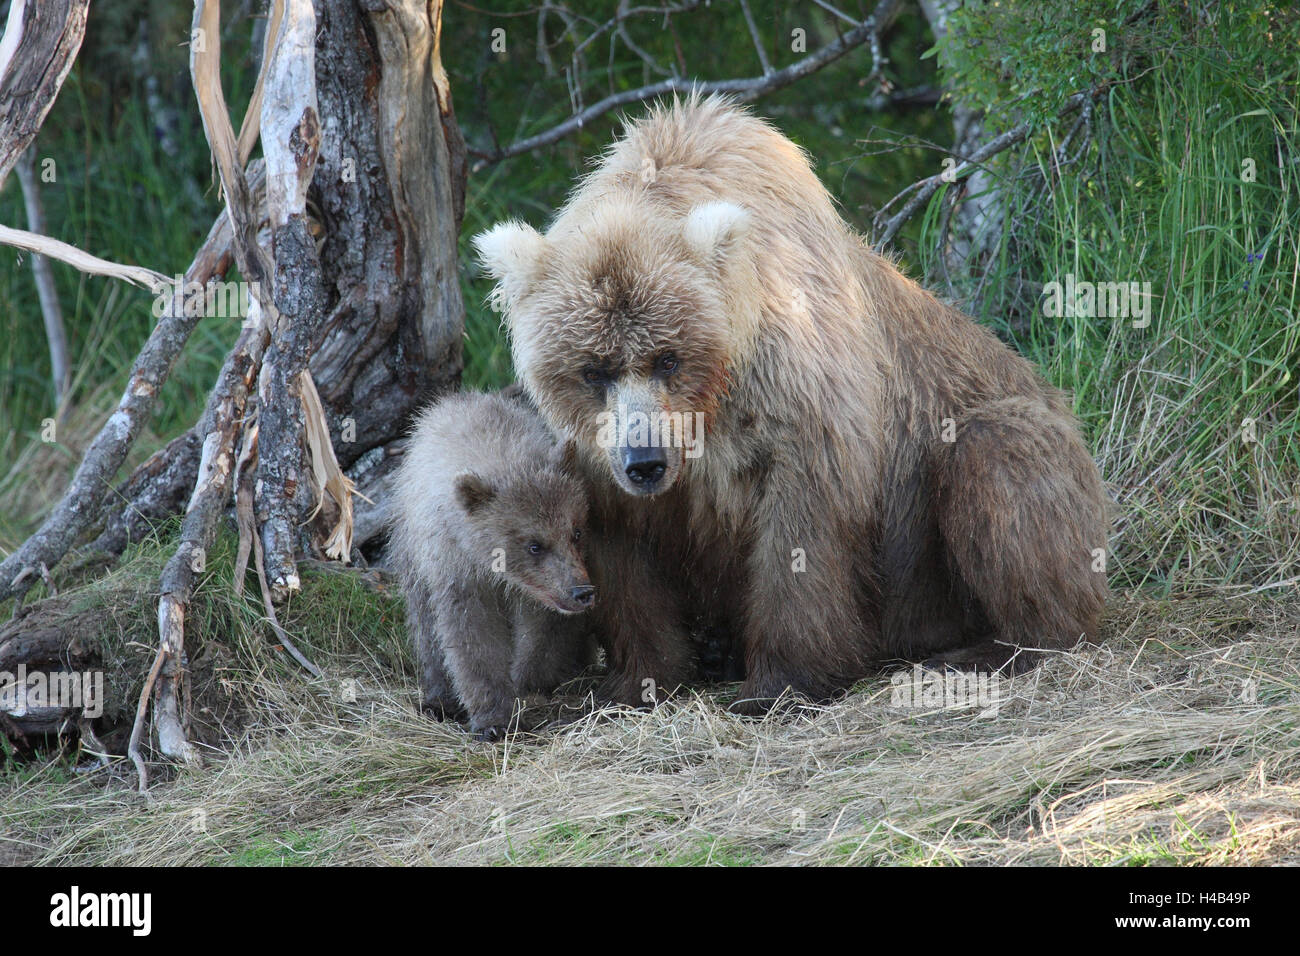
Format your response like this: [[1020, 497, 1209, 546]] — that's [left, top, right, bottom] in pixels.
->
[[624, 445, 667, 486], [570, 584, 596, 606]]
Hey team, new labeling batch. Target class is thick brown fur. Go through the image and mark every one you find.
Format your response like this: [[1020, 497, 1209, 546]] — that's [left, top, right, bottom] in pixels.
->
[[387, 391, 598, 738], [474, 94, 1109, 713]]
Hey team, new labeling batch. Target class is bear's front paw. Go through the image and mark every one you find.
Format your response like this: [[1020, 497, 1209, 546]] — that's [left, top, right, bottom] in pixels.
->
[[468, 704, 514, 741]]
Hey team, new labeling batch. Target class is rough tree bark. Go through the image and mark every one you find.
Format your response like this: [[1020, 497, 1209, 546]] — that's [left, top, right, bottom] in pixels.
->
[[1, 0, 466, 785], [91, 0, 467, 565], [0, 0, 89, 187]]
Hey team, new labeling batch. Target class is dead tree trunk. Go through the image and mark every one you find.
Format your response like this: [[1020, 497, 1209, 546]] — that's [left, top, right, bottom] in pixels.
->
[[0, 0, 90, 187], [1, 0, 466, 785], [90, 0, 467, 565]]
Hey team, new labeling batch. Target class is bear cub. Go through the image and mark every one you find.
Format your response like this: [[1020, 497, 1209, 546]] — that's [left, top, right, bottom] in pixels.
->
[[388, 390, 598, 739]]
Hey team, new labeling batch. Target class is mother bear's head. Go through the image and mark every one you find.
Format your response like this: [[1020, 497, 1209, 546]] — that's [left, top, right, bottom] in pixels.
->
[[473, 196, 760, 496]]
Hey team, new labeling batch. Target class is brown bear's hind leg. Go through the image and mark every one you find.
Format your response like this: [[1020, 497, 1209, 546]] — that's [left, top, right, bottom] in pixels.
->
[[930, 396, 1108, 674]]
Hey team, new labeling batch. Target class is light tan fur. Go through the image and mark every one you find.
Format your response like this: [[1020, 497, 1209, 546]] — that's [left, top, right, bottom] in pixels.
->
[[475, 94, 1109, 712]]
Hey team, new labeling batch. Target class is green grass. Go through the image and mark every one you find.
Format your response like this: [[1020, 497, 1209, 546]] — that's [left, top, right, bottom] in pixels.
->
[[228, 830, 330, 867], [915, 6, 1300, 592]]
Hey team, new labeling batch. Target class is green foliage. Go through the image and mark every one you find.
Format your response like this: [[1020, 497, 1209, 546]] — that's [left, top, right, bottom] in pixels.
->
[[918, 0, 1300, 589], [928, 0, 1151, 127]]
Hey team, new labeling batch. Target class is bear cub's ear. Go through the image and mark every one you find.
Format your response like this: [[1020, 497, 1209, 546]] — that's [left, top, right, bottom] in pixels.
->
[[454, 473, 496, 513], [472, 221, 547, 306], [682, 201, 750, 269]]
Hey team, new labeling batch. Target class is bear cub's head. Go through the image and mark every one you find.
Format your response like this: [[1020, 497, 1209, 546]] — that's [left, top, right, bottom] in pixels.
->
[[452, 443, 595, 615]]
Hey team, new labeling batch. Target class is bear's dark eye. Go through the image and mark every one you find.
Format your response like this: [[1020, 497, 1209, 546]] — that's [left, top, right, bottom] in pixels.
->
[[582, 367, 607, 387], [655, 353, 679, 375], [572, 528, 582, 543], [526, 541, 545, 556]]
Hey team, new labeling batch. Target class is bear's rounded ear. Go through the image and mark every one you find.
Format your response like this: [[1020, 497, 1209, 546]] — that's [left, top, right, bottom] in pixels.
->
[[472, 220, 547, 310], [682, 202, 750, 270], [453, 472, 496, 513]]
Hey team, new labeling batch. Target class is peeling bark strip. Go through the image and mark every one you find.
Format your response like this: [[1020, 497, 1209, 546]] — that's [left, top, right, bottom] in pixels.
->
[[0, 0, 89, 187], [258, 0, 327, 599], [191, 0, 273, 297]]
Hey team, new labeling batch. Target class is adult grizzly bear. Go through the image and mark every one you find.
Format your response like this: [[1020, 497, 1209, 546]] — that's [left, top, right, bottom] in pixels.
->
[[475, 94, 1108, 713]]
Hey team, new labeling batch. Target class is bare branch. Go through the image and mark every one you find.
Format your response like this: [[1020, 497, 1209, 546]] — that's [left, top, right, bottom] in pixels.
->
[[809, 0, 862, 26], [738, 0, 772, 76], [872, 89, 1102, 251], [471, 0, 902, 164], [616, 1, 675, 79], [0, 224, 167, 289]]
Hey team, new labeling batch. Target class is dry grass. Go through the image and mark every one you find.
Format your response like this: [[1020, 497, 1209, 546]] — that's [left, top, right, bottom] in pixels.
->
[[2, 588, 1297, 866]]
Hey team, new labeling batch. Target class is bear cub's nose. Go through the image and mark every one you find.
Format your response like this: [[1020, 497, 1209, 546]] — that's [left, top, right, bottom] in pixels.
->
[[624, 446, 667, 486], [570, 584, 596, 606]]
